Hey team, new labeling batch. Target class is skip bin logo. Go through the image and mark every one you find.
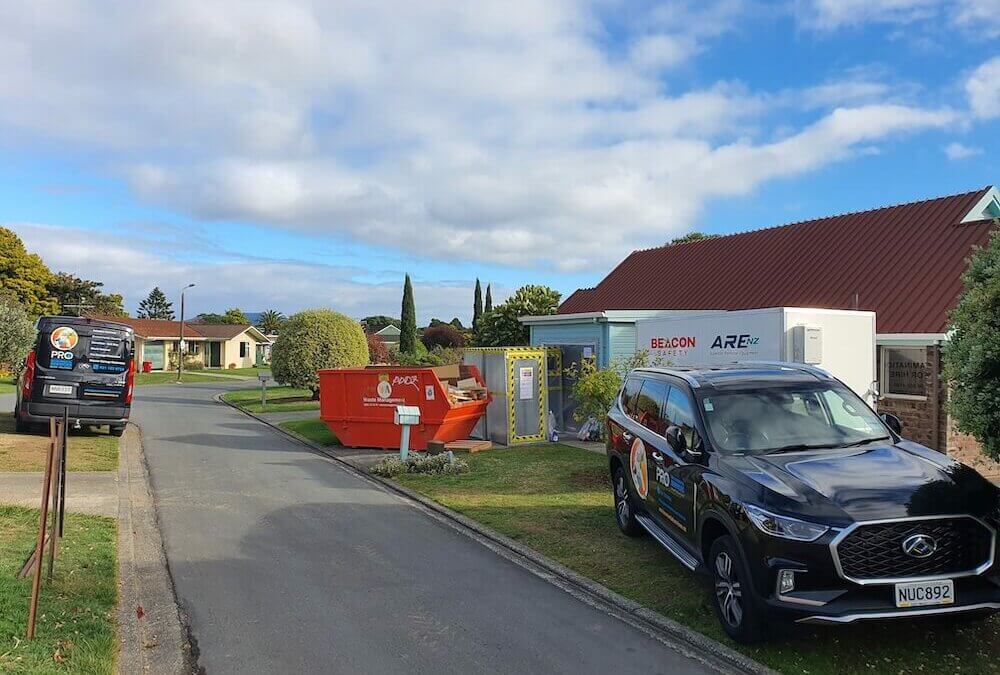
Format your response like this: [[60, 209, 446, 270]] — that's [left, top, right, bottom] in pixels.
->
[[391, 374, 420, 390], [376, 373, 392, 399]]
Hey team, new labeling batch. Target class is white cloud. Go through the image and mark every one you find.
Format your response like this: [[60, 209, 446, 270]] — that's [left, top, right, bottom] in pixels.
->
[[797, 0, 1000, 35], [966, 56, 1000, 119], [0, 1, 965, 273], [9, 223, 492, 324], [944, 142, 982, 159], [953, 0, 1000, 37]]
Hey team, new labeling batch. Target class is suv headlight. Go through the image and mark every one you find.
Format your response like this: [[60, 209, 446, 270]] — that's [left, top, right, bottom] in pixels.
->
[[743, 504, 829, 542]]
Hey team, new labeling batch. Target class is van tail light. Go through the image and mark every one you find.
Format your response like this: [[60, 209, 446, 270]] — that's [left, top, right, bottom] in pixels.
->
[[22, 351, 36, 400], [124, 359, 136, 405]]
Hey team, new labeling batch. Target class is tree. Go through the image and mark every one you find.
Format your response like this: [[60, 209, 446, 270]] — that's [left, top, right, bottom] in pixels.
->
[[48, 272, 128, 317], [223, 307, 249, 324], [196, 313, 227, 324], [0, 298, 36, 375], [667, 231, 718, 246], [399, 274, 417, 354], [944, 230, 1000, 461], [366, 333, 389, 364], [136, 287, 174, 319], [421, 325, 465, 350], [485, 284, 493, 313], [270, 309, 369, 398], [0, 227, 59, 317], [475, 284, 560, 347], [257, 309, 285, 334], [473, 279, 483, 333], [360, 315, 400, 333]]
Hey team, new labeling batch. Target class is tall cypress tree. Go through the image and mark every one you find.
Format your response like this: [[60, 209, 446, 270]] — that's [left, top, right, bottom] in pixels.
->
[[473, 278, 483, 332], [399, 274, 417, 354], [485, 284, 493, 313]]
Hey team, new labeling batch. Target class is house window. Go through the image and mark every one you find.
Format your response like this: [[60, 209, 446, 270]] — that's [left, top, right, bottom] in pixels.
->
[[880, 346, 928, 399], [239, 342, 248, 358], [187, 341, 200, 355]]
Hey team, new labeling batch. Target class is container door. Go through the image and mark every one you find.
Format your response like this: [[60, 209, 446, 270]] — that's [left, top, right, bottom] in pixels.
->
[[507, 353, 546, 444], [554, 344, 596, 435]]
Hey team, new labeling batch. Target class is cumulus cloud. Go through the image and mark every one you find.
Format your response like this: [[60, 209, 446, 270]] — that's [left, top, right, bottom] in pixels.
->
[[10, 223, 489, 323], [966, 56, 1000, 119], [797, 0, 1000, 35], [0, 1, 966, 273], [944, 142, 982, 159]]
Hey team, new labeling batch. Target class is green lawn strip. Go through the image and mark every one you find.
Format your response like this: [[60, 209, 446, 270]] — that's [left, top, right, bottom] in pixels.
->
[[0, 376, 14, 394], [395, 444, 1000, 675], [222, 386, 319, 413], [0, 506, 117, 674], [218, 367, 269, 377], [135, 372, 226, 386], [0, 413, 118, 472], [278, 418, 339, 446]]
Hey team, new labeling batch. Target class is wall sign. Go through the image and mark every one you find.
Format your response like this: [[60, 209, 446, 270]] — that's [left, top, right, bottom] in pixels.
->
[[519, 366, 534, 400]]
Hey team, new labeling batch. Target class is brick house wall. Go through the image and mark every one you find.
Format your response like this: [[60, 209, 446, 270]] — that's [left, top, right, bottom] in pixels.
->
[[876, 344, 1000, 482]]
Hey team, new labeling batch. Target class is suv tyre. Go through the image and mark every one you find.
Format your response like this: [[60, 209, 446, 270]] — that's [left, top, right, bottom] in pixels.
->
[[709, 535, 767, 644], [612, 464, 643, 537]]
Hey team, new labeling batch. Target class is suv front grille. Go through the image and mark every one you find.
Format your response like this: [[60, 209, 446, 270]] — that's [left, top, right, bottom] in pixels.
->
[[833, 517, 994, 582]]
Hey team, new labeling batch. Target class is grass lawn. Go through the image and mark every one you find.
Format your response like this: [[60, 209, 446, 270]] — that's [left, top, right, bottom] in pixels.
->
[[395, 444, 1000, 675], [278, 418, 338, 446], [0, 376, 14, 394], [219, 366, 270, 377], [222, 386, 319, 413], [0, 413, 118, 472], [0, 506, 117, 674]]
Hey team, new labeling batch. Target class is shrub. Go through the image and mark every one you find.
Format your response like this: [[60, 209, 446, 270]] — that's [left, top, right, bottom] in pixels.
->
[[390, 343, 462, 366], [271, 309, 369, 397], [0, 299, 36, 375], [944, 230, 1000, 461], [370, 453, 469, 477], [421, 325, 464, 349], [367, 333, 390, 364], [168, 351, 205, 371], [569, 350, 664, 434]]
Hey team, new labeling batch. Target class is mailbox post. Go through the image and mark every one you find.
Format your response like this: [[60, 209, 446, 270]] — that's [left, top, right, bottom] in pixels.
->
[[394, 405, 421, 460], [259, 372, 271, 410]]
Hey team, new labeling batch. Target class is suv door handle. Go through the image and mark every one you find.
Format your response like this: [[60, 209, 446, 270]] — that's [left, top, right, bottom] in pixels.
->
[[651, 451, 664, 463], [621, 431, 634, 443]]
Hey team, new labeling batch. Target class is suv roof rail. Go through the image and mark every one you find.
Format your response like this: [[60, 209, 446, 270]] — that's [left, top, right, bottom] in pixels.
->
[[742, 361, 835, 380], [633, 367, 702, 389]]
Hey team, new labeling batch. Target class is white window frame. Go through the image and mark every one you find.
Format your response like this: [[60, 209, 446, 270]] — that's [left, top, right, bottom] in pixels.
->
[[879, 345, 928, 401]]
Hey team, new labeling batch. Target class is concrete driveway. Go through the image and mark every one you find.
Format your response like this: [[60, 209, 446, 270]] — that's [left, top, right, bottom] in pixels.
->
[[132, 383, 716, 675]]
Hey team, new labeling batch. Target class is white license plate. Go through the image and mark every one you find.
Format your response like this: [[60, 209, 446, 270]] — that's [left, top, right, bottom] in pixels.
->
[[894, 579, 954, 608], [48, 384, 74, 395]]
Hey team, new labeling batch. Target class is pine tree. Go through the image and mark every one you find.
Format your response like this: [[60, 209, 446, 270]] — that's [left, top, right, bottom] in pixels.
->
[[136, 287, 174, 320], [473, 279, 483, 332], [399, 274, 417, 354], [485, 284, 493, 313]]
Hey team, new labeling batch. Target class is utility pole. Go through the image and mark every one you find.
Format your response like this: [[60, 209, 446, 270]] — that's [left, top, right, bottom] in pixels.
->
[[177, 284, 195, 382]]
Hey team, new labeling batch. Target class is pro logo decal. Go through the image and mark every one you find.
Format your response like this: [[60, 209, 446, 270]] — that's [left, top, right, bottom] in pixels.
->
[[629, 437, 648, 499], [49, 326, 79, 369]]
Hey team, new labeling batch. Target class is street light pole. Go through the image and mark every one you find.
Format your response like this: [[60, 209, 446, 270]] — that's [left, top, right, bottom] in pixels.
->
[[177, 284, 195, 382]]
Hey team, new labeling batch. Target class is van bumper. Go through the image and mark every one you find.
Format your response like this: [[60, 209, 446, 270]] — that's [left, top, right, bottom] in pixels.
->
[[20, 401, 130, 426]]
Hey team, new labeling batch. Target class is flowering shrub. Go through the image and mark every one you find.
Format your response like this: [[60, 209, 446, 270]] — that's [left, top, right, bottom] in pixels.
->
[[370, 453, 470, 477]]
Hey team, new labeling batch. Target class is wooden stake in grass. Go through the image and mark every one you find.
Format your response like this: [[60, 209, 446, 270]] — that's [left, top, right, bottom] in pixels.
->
[[27, 418, 58, 640], [46, 419, 65, 580]]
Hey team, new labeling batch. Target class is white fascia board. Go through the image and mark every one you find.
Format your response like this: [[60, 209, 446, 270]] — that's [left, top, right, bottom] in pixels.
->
[[876, 333, 949, 345], [147, 335, 208, 341], [960, 186, 1000, 223], [519, 312, 606, 324]]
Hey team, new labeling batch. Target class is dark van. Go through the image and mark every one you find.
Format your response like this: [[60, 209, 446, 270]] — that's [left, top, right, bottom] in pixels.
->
[[14, 316, 135, 436]]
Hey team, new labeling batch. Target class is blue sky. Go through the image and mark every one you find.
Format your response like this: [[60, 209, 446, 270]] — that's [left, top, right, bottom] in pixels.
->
[[2, 0, 997, 323]]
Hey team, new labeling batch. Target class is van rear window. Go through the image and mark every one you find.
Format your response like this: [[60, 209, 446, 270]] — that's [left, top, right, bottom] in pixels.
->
[[40, 324, 132, 374]]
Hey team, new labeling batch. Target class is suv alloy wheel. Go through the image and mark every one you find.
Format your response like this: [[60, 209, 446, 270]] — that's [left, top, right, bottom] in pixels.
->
[[612, 464, 643, 537], [709, 536, 766, 643]]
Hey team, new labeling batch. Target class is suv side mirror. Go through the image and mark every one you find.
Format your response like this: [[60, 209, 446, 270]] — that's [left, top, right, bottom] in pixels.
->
[[880, 412, 902, 436]]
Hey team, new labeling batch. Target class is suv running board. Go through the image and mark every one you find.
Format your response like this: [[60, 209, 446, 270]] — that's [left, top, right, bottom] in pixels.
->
[[635, 513, 700, 571]]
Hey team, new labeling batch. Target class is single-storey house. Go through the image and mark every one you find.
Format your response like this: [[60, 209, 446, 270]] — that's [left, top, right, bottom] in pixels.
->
[[374, 324, 401, 346], [107, 318, 272, 371], [523, 186, 1000, 475]]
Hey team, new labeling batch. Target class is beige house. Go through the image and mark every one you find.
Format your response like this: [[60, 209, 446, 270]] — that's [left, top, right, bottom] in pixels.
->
[[112, 318, 272, 371]]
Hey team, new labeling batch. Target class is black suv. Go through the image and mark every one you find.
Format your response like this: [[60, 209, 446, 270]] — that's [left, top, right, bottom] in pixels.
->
[[607, 363, 1000, 643], [15, 316, 135, 436]]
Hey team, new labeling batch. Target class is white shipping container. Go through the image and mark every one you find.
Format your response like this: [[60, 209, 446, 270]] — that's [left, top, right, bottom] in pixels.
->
[[635, 307, 877, 404]]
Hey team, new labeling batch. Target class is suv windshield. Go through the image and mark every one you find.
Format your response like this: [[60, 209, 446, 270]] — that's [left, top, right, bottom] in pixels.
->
[[699, 382, 888, 455]]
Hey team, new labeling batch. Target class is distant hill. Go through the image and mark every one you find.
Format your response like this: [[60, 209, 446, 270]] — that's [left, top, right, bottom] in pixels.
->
[[244, 312, 264, 325]]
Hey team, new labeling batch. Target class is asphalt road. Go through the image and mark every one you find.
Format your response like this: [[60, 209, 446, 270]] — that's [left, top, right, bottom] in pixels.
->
[[133, 383, 716, 675]]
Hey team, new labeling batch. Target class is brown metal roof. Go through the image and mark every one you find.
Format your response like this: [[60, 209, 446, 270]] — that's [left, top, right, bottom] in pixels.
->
[[99, 317, 259, 340], [558, 188, 996, 334]]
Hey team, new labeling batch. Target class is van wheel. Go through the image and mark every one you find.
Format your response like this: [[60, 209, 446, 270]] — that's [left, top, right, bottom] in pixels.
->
[[110, 425, 126, 437], [612, 464, 643, 537], [709, 535, 767, 644]]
